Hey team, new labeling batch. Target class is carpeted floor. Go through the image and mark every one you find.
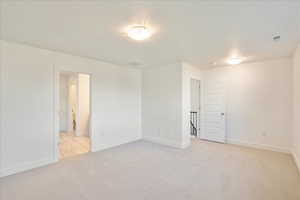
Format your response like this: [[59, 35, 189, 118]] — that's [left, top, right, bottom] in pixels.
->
[[1, 139, 300, 200]]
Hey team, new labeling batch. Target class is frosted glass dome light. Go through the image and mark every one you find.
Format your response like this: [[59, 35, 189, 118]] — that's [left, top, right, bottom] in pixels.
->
[[127, 25, 152, 41], [227, 57, 242, 65]]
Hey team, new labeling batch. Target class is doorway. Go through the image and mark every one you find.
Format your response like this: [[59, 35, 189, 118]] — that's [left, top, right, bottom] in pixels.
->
[[58, 72, 91, 160], [190, 79, 201, 138]]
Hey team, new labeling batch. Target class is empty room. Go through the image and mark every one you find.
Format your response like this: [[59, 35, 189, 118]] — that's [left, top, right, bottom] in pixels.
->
[[0, 1, 300, 200]]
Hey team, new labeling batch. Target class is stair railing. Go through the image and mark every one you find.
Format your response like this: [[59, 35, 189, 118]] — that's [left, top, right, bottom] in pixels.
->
[[190, 111, 198, 137]]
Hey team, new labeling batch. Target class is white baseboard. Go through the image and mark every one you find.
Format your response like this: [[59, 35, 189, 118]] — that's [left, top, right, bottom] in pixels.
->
[[181, 141, 191, 149], [92, 137, 142, 152], [143, 136, 189, 149], [227, 139, 291, 154], [0, 158, 55, 178], [1, 137, 142, 178], [292, 152, 300, 173]]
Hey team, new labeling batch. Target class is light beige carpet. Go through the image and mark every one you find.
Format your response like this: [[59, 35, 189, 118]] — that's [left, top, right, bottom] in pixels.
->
[[1, 140, 300, 200]]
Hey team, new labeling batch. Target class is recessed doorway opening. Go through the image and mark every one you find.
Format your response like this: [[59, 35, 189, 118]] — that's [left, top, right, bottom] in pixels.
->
[[58, 72, 91, 160], [190, 78, 201, 138]]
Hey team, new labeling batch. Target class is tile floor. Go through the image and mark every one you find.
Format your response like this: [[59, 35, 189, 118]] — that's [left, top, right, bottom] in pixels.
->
[[59, 132, 90, 160]]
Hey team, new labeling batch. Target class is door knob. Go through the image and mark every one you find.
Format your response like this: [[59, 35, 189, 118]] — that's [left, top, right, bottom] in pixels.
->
[[221, 113, 225, 116]]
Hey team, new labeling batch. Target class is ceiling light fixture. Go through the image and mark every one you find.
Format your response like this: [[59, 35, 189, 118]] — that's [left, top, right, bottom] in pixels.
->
[[127, 25, 151, 41], [227, 57, 242, 65]]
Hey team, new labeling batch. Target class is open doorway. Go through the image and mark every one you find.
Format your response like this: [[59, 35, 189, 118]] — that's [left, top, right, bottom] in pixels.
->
[[58, 72, 91, 160], [190, 78, 201, 138]]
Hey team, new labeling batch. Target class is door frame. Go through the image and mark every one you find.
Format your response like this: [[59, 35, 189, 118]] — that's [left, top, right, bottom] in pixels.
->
[[190, 78, 202, 139], [53, 66, 93, 162]]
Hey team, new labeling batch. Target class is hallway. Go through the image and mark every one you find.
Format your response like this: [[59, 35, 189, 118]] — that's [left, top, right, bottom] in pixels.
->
[[59, 132, 90, 160]]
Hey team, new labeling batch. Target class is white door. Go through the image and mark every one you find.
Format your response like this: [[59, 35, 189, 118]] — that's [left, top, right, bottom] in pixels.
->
[[201, 78, 226, 143]]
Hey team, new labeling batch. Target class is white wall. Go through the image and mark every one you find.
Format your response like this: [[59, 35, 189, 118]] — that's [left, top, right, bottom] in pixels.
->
[[190, 79, 201, 112], [0, 38, 4, 176], [293, 44, 300, 170], [142, 62, 202, 148], [0, 40, 142, 177], [59, 74, 69, 132], [202, 58, 293, 153], [142, 63, 185, 148], [78, 74, 90, 137]]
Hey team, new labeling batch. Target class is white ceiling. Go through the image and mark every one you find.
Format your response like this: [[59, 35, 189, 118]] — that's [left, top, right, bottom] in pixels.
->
[[1, 1, 300, 68]]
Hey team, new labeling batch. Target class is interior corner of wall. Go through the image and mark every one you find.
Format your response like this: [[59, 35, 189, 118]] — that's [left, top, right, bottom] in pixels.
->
[[292, 151, 300, 173], [0, 170, 4, 178], [181, 140, 191, 149], [180, 61, 188, 68]]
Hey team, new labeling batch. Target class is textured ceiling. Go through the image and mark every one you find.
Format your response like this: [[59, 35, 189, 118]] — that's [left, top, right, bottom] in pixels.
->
[[1, 1, 300, 68]]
